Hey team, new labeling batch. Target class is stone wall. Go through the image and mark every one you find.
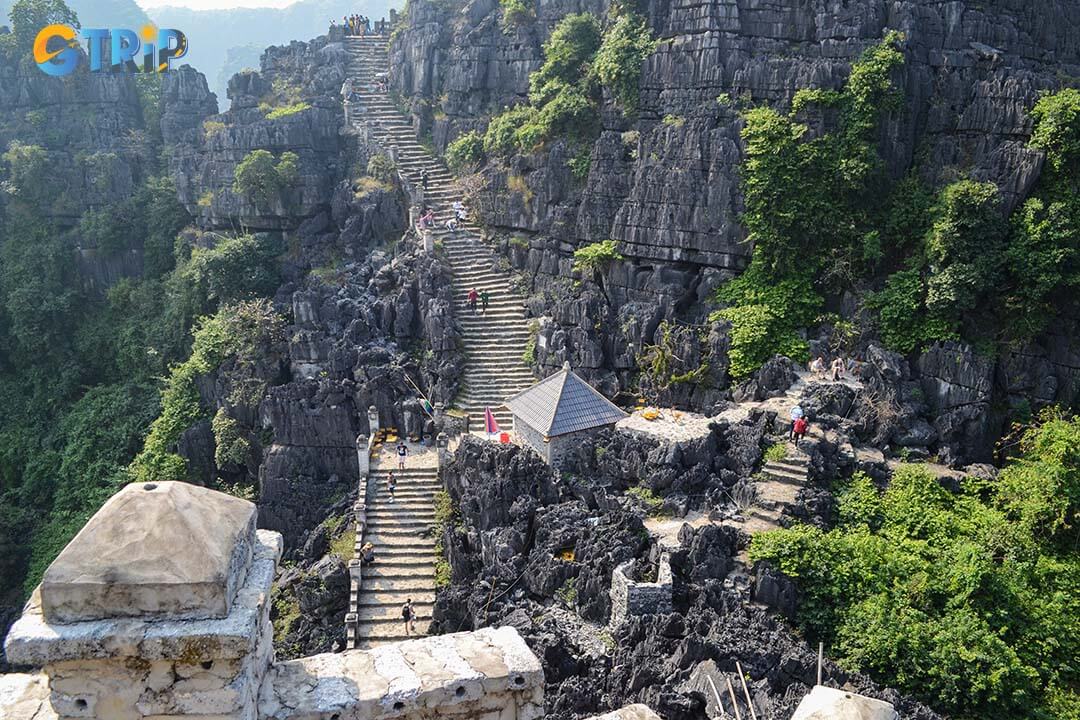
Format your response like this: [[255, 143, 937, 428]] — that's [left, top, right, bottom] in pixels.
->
[[512, 414, 550, 465], [608, 553, 673, 627]]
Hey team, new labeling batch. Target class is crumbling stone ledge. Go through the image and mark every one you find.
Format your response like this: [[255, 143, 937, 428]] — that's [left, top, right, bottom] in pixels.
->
[[259, 626, 544, 720]]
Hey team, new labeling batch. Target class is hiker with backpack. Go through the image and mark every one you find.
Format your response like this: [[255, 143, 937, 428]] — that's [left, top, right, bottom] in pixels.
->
[[387, 471, 397, 502], [467, 287, 479, 314], [402, 598, 416, 636]]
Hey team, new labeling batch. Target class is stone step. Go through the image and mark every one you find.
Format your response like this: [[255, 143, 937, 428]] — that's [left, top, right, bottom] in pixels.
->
[[368, 494, 441, 505], [363, 525, 437, 538], [458, 314, 529, 325], [362, 533, 437, 548], [754, 481, 799, 510], [366, 523, 437, 535], [368, 474, 441, 483], [766, 459, 809, 474], [353, 624, 433, 647], [461, 358, 534, 368], [356, 605, 433, 622], [357, 590, 435, 606], [459, 340, 533, 350], [358, 555, 436, 568], [367, 508, 437, 519], [363, 564, 435, 580], [460, 369, 532, 378], [451, 272, 515, 284], [761, 465, 806, 484], [354, 617, 433, 634], [358, 545, 436, 558], [367, 480, 441, 490]]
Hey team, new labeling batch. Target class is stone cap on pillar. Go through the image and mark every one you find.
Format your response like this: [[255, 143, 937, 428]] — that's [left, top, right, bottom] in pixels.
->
[[39, 481, 257, 624]]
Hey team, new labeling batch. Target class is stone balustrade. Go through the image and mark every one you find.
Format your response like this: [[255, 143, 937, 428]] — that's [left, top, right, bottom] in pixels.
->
[[2, 479, 545, 720], [260, 627, 543, 720]]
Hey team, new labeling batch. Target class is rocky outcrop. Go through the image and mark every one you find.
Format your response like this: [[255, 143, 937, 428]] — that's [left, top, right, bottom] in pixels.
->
[[160, 64, 220, 145], [387, 0, 1080, 426], [431, 435, 942, 720], [171, 35, 349, 230]]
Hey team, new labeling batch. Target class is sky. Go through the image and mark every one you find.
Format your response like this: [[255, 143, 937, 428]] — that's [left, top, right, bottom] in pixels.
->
[[135, 0, 300, 8]]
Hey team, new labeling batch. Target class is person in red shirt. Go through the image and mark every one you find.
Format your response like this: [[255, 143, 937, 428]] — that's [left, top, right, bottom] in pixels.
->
[[467, 288, 478, 314], [793, 416, 809, 447]]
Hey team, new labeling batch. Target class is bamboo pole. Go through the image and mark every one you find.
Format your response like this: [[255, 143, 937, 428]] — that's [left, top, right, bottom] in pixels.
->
[[817, 641, 824, 686], [735, 661, 758, 720], [725, 677, 742, 720]]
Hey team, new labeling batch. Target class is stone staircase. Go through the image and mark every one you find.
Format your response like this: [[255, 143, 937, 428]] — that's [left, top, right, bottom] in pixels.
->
[[354, 465, 441, 648], [344, 36, 535, 431]]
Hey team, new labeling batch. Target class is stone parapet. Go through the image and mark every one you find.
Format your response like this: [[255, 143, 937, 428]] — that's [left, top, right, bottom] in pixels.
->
[[259, 627, 544, 720], [5, 530, 281, 720], [3, 482, 547, 720]]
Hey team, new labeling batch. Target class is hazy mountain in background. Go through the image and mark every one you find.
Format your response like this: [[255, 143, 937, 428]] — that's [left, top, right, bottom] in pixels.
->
[[0, 0, 396, 105], [149, 0, 396, 102], [0, 0, 151, 28]]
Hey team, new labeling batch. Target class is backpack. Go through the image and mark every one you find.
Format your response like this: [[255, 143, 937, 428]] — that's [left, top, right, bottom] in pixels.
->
[[402, 603, 412, 620], [794, 417, 808, 434]]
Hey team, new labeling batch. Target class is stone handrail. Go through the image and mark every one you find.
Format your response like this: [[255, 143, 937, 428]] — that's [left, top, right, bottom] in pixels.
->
[[345, 406, 380, 649]]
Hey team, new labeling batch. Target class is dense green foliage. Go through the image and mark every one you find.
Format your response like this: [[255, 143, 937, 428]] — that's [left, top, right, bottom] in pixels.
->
[[868, 88, 1080, 351], [132, 299, 283, 483], [0, 21, 289, 600], [7, 0, 79, 55], [750, 412, 1080, 719], [445, 130, 484, 172], [483, 10, 655, 156], [715, 32, 904, 374], [572, 238, 622, 272], [233, 149, 301, 205], [497, 0, 532, 26], [712, 260, 821, 377], [592, 8, 656, 113]]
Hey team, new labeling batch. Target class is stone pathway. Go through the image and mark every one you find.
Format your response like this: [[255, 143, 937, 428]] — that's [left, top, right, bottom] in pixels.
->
[[344, 36, 536, 431], [354, 441, 441, 649]]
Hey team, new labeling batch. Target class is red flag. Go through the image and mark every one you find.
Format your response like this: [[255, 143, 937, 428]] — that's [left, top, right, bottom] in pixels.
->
[[484, 407, 500, 435]]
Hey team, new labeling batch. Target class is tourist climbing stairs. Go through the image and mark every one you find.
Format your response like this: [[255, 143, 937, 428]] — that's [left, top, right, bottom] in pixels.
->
[[344, 36, 535, 431], [352, 460, 441, 649]]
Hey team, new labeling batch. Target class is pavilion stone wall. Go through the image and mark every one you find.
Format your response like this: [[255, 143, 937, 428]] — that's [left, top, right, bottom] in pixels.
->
[[3, 482, 545, 720]]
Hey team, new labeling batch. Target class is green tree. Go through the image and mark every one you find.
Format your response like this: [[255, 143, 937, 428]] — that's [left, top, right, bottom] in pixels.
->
[[233, 149, 300, 205], [923, 180, 1006, 330], [8, 0, 79, 54]]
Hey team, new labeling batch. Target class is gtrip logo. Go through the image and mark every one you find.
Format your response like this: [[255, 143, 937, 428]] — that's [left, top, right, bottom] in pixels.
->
[[33, 24, 188, 76]]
